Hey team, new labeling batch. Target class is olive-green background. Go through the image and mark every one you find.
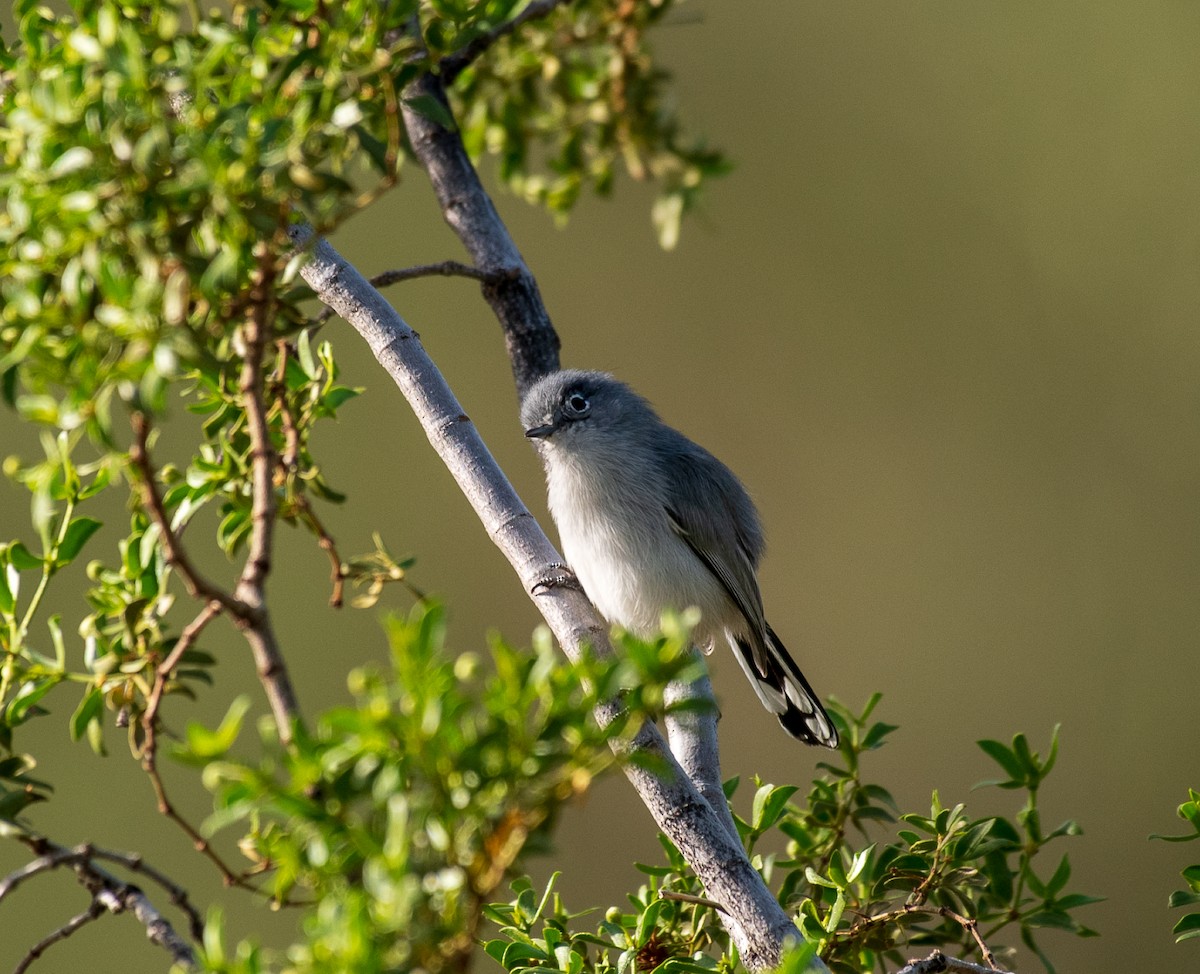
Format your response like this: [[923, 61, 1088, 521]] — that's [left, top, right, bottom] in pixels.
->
[[2, 2, 1198, 971]]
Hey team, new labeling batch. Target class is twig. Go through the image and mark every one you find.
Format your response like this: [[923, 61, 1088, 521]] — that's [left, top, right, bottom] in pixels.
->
[[129, 413, 244, 620], [314, 260, 503, 324], [893, 951, 1015, 974], [296, 496, 345, 607], [5, 835, 200, 970], [141, 601, 222, 766], [138, 607, 235, 892], [839, 903, 999, 970], [12, 900, 105, 974], [440, 0, 571, 82], [272, 342, 345, 607], [142, 759, 253, 895], [232, 246, 303, 745], [131, 401, 300, 740], [658, 889, 727, 913], [371, 260, 496, 287]]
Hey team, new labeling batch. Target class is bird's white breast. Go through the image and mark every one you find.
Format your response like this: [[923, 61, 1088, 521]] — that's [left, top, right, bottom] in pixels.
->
[[545, 449, 736, 646]]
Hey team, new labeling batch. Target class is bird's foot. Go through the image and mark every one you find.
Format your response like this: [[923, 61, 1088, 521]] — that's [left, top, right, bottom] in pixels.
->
[[529, 563, 581, 596]]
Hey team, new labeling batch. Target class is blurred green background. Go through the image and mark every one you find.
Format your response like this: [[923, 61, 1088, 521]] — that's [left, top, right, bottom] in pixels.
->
[[2, 1, 1198, 971]]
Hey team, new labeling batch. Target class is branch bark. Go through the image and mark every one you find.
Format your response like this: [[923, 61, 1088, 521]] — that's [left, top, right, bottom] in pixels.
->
[[401, 71, 560, 398], [893, 951, 1014, 974], [3, 836, 200, 971], [288, 226, 824, 972]]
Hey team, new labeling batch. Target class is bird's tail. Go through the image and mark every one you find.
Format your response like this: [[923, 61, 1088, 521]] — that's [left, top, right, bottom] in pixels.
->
[[732, 624, 839, 748]]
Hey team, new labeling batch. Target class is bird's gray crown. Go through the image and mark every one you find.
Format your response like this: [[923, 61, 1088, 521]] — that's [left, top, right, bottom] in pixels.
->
[[520, 369, 655, 442]]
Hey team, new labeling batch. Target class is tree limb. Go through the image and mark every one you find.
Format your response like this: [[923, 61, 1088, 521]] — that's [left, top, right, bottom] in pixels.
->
[[400, 70, 561, 398], [287, 225, 827, 972], [233, 249, 303, 745], [12, 900, 105, 974], [371, 260, 499, 287], [129, 407, 302, 745], [3, 835, 200, 971], [893, 951, 1014, 974]]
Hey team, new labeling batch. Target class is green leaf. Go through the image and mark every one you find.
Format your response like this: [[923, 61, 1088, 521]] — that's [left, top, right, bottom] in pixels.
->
[[57, 516, 102, 564], [7, 542, 43, 571], [69, 687, 103, 743], [0, 563, 13, 615], [297, 328, 318, 378], [180, 696, 251, 761], [6, 678, 58, 725], [977, 739, 1024, 782], [804, 867, 839, 890], [752, 783, 798, 832], [1045, 854, 1071, 896]]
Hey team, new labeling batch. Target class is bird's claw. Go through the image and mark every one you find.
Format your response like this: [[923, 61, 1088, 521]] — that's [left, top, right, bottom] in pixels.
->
[[530, 563, 581, 596]]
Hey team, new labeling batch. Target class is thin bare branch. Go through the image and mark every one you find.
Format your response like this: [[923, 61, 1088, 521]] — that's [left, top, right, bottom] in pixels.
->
[[129, 413, 243, 619], [893, 951, 1015, 974], [0, 848, 80, 902], [141, 601, 222, 766], [12, 900, 105, 974], [315, 260, 504, 324], [440, 0, 571, 83], [272, 342, 345, 607], [233, 246, 303, 744], [142, 759, 254, 895], [658, 889, 727, 913], [840, 904, 999, 971], [401, 71, 561, 398], [371, 260, 497, 287], [8, 835, 200, 970], [296, 496, 346, 607]]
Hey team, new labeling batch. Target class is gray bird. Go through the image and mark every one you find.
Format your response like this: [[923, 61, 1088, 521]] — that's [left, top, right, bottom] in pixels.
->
[[521, 369, 838, 747]]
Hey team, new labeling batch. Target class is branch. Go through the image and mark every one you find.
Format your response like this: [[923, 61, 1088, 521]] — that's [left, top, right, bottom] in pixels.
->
[[371, 260, 498, 287], [12, 900, 105, 974], [401, 71, 560, 398], [129, 413, 243, 619], [142, 601, 222, 766], [316, 261, 510, 325], [288, 226, 826, 973], [273, 341, 346, 607], [130, 408, 302, 744], [3, 836, 200, 971], [893, 951, 1015, 974], [439, 0, 571, 83], [233, 247, 303, 744], [393, 62, 801, 964], [662, 662, 740, 845], [839, 903, 999, 971]]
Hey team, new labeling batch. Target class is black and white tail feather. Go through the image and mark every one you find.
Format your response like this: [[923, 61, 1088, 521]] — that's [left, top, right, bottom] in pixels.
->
[[732, 625, 837, 747]]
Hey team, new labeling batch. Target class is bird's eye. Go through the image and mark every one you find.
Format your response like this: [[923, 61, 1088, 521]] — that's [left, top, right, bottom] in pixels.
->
[[563, 392, 590, 417]]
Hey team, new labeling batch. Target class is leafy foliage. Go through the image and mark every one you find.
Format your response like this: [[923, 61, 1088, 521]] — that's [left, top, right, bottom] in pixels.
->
[[0, 4, 1112, 974], [482, 701, 1100, 974], [183, 602, 700, 974], [1151, 788, 1200, 943], [446, 0, 729, 248]]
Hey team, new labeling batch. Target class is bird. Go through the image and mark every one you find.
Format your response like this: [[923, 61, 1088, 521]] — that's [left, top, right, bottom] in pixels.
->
[[521, 369, 838, 747]]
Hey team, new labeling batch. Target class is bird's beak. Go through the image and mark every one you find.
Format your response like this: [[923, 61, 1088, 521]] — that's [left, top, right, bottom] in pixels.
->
[[524, 422, 557, 439]]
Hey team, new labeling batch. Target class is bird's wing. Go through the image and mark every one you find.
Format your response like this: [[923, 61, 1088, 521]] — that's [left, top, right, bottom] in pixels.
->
[[661, 445, 767, 637], [663, 445, 839, 748]]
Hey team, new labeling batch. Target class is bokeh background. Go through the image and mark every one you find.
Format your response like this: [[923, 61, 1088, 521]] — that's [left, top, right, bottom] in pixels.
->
[[2, 2, 1198, 971]]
